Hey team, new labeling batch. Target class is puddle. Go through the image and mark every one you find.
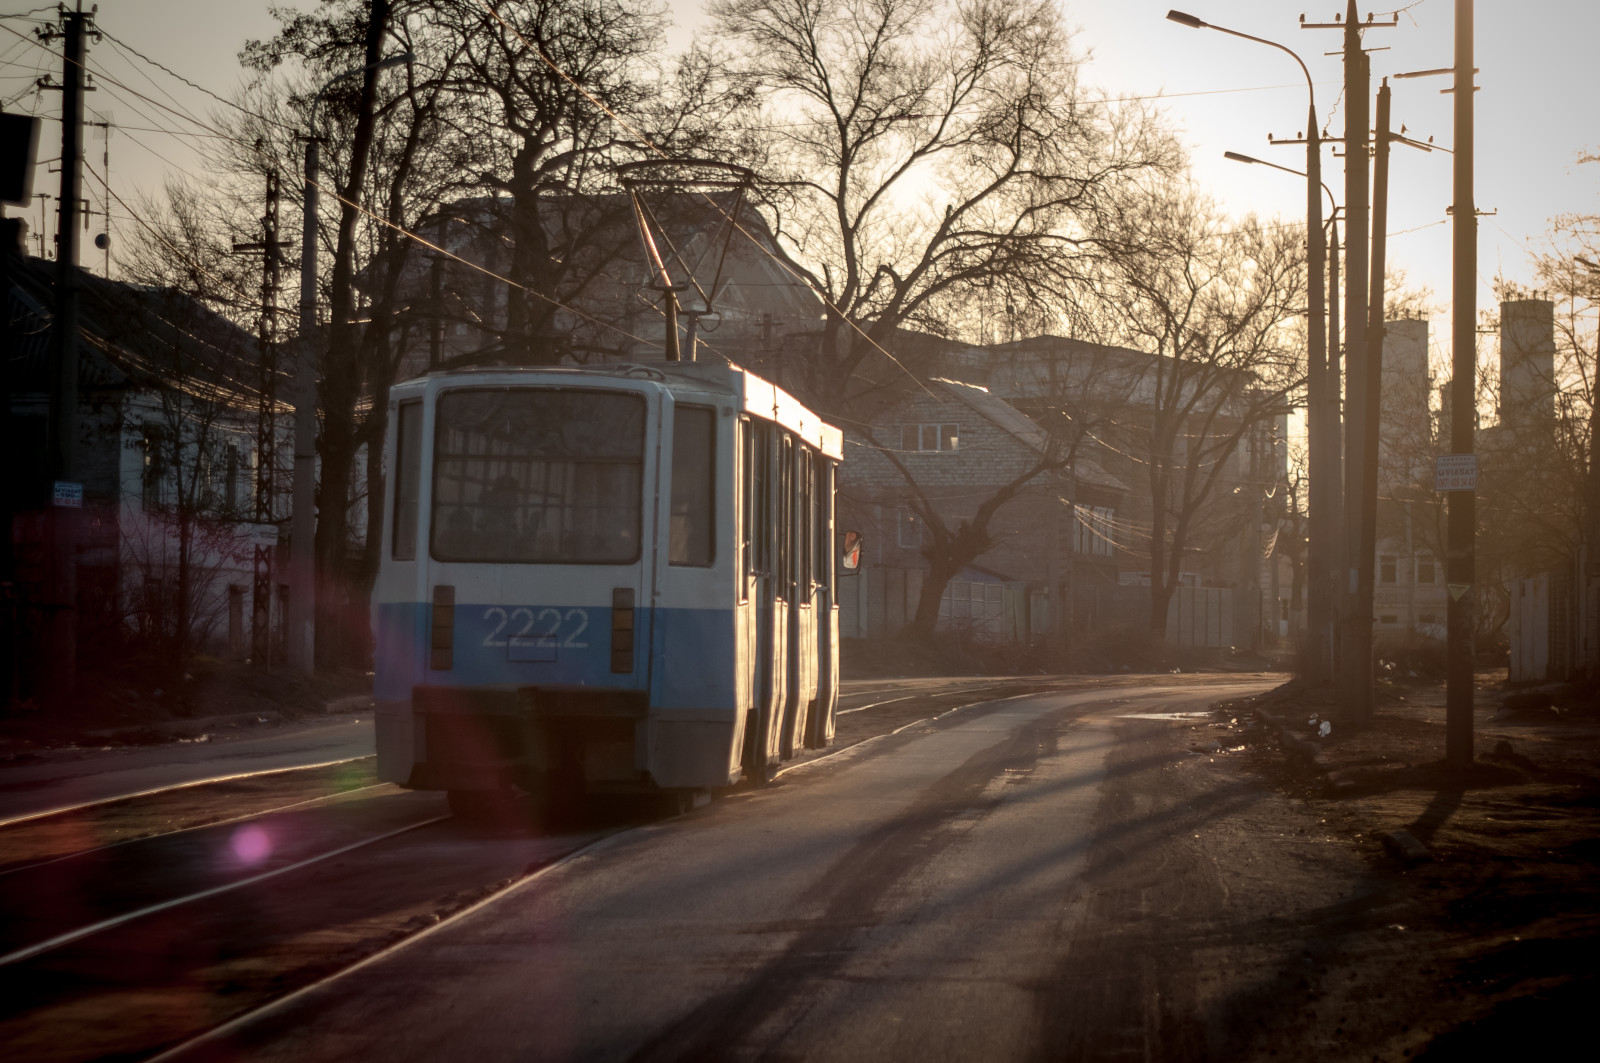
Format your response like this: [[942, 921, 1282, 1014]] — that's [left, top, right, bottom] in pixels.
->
[[1114, 712, 1212, 721]]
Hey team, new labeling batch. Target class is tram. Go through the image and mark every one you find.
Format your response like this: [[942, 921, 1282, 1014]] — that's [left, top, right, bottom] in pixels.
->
[[370, 361, 844, 811]]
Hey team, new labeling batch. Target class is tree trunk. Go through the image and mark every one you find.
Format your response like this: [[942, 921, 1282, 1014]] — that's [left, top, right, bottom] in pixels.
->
[[907, 554, 961, 638], [315, 0, 391, 669]]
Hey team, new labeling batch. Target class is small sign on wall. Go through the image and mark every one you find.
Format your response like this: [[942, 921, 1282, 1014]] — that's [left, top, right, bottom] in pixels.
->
[[1434, 454, 1477, 492], [52, 481, 83, 508]]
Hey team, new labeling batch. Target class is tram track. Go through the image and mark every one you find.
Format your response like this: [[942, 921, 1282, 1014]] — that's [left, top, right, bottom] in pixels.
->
[[0, 756, 376, 830], [0, 760, 605, 1063], [0, 675, 1153, 1062]]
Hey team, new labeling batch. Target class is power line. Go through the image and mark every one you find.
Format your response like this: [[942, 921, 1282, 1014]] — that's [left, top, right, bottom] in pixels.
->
[[94, 26, 294, 132]]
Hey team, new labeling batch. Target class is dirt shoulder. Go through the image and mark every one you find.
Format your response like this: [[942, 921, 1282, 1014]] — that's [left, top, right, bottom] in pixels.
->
[[0, 657, 371, 758], [1204, 673, 1600, 1059]]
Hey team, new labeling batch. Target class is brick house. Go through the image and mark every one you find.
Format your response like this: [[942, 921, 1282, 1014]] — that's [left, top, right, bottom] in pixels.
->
[[839, 332, 1290, 647], [839, 376, 1128, 641]]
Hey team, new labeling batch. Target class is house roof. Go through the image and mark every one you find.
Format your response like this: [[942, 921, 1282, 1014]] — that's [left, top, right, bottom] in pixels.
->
[[411, 192, 825, 329], [5, 255, 267, 410], [932, 376, 1129, 493]]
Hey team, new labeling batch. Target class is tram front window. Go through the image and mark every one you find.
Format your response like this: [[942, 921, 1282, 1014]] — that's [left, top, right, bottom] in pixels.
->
[[431, 388, 645, 564]]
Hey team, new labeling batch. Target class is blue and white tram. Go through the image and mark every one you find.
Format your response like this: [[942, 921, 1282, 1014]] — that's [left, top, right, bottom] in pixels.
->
[[371, 361, 844, 809]]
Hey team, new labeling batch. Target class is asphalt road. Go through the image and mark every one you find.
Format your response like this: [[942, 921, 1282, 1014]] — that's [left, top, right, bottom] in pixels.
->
[[162, 676, 1283, 1062]]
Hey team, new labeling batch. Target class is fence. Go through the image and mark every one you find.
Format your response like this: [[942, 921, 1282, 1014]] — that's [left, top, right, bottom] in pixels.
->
[[839, 566, 1024, 642]]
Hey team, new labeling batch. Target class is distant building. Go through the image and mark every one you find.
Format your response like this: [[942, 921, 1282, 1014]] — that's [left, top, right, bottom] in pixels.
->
[[839, 334, 1287, 648], [1374, 314, 1449, 648], [838, 376, 1128, 642], [380, 193, 824, 377]]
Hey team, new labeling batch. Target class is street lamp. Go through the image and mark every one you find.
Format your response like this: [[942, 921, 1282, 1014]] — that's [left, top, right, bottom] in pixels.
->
[[288, 51, 414, 674], [1223, 151, 1337, 217], [1168, 10, 1337, 682]]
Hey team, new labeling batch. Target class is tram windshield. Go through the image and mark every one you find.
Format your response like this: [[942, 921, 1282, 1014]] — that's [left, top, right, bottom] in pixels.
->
[[431, 388, 645, 564]]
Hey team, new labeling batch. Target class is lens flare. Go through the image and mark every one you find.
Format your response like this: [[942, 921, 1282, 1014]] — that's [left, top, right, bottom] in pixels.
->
[[230, 824, 273, 866]]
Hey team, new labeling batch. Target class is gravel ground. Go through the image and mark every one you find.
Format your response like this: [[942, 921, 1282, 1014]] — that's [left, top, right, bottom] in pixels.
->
[[1203, 674, 1600, 1060]]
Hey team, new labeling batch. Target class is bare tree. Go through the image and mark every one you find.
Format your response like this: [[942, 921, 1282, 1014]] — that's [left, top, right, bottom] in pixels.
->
[[1088, 184, 1305, 637], [707, 0, 1176, 414], [235, 0, 743, 665], [96, 264, 261, 683]]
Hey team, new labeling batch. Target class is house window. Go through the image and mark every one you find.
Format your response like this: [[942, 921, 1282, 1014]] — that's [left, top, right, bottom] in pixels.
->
[[225, 443, 241, 517], [1416, 558, 1435, 584], [1073, 504, 1116, 558], [901, 423, 958, 452], [141, 423, 171, 512], [1380, 557, 1396, 584], [897, 507, 924, 549]]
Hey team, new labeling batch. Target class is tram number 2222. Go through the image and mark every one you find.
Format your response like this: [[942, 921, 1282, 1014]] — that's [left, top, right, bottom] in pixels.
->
[[481, 606, 589, 649]]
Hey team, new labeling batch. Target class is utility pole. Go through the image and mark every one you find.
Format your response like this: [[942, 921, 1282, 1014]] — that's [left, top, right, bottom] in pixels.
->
[[1355, 78, 1393, 725], [289, 120, 321, 674], [1338, 0, 1372, 723], [40, 2, 95, 701], [232, 169, 288, 668], [1302, 112, 1334, 683], [289, 39, 410, 675], [3, 109, 41, 705], [1446, 0, 1477, 765], [1326, 215, 1342, 669], [1305, 2, 1395, 721]]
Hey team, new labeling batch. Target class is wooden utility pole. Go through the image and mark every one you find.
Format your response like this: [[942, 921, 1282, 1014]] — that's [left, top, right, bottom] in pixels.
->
[[41, 2, 95, 701], [1446, 0, 1477, 765]]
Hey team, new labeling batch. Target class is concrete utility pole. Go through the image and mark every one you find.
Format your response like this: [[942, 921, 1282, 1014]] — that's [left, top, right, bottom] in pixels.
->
[[1165, 9, 1334, 680], [1303, 3, 1394, 719], [1304, 116, 1333, 683], [42, 2, 94, 700], [1326, 215, 1342, 662], [289, 46, 412, 674], [1355, 78, 1394, 724], [289, 121, 320, 675], [1446, 0, 1477, 764], [232, 170, 287, 667]]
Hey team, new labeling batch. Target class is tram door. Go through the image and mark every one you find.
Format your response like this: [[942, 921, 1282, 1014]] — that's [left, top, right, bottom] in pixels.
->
[[807, 459, 839, 748], [742, 419, 786, 779], [784, 445, 819, 757]]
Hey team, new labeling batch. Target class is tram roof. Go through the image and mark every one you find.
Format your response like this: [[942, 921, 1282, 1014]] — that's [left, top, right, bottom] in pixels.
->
[[397, 361, 843, 460]]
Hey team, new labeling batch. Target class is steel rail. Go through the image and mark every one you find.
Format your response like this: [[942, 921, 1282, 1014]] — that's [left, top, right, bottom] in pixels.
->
[[0, 782, 392, 880], [0, 813, 448, 967], [0, 755, 375, 829]]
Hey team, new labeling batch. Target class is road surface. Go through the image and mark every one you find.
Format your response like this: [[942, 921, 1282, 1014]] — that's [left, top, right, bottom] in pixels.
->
[[158, 676, 1294, 1061]]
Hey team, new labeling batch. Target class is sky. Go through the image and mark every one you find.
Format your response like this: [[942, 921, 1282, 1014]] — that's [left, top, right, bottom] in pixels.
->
[[3, 0, 1598, 382]]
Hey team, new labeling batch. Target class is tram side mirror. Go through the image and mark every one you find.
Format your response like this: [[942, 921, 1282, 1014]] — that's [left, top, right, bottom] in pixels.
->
[[841, 530, 862, 573]]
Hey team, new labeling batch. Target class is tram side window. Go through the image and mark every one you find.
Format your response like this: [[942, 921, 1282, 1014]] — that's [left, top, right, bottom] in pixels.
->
[[392, 400, 422, 560], [752, 421, 772, 577], [670, 405, 715, 566]]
